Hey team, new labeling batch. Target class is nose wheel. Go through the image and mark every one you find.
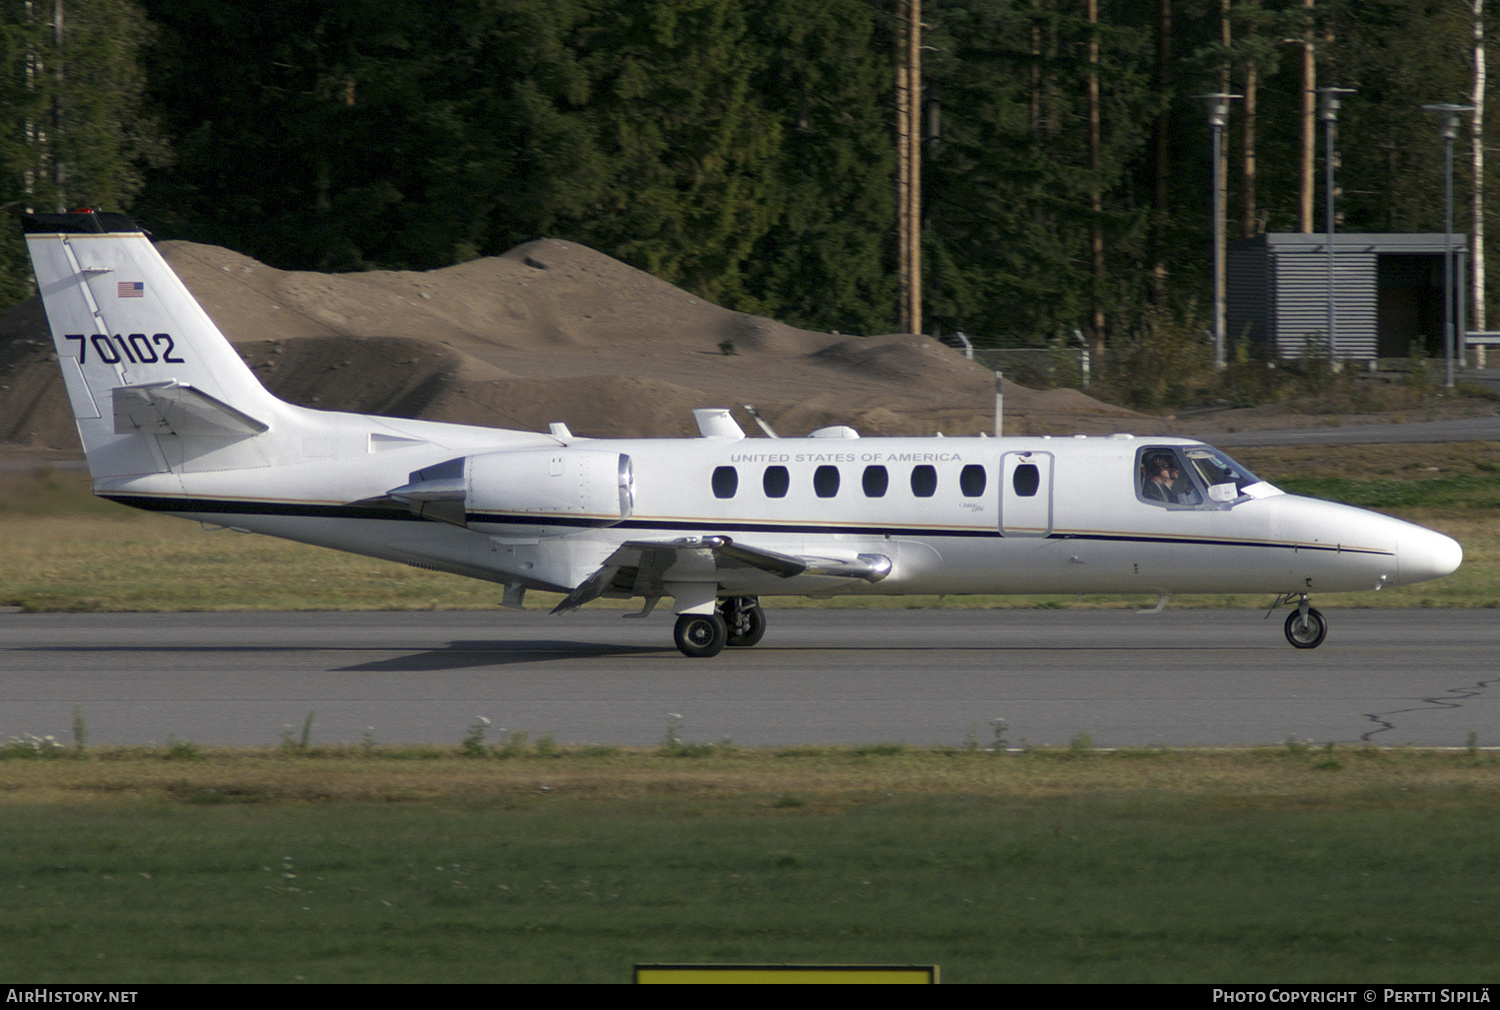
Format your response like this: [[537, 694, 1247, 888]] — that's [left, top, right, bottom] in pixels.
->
[[1283, 602, 1328, 649]]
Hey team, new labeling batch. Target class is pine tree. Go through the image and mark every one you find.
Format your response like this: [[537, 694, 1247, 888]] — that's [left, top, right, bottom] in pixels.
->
[[0, 0, 165, 306], [737, 0, 895, 334], [921, 0, 1152, 347]]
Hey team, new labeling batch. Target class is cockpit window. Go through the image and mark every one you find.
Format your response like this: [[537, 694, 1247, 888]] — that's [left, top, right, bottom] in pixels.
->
[[1138, 449, 1195, 506], [1137, 445, 1278, 509], [1181, 447, 1263, 502]]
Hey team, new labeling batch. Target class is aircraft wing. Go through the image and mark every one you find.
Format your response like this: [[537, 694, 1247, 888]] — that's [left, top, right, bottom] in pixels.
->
[[551, 535, 891, 614]]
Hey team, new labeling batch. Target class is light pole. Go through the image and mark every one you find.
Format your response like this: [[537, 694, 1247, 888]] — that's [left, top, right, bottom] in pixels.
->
[[1199, 93, 1239, 370], [1424, 104, 1473, 390], [1319, 87, 1355, 367]]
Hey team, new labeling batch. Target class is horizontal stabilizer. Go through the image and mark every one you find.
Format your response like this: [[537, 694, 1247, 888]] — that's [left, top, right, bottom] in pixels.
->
[[113, 381, 269, 438]]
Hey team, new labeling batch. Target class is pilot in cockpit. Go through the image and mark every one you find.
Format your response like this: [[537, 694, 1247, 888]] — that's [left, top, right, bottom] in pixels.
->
[[1141, 451, 1185, 504]]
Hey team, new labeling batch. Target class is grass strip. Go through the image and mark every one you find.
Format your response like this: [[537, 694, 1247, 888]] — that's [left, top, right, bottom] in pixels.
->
[[0, 746, 1496, 983]]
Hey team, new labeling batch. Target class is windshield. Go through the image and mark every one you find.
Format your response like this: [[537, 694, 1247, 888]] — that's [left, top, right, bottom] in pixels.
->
[[1182, 446, 1270, 501], [1137, 445, 1280, 508]]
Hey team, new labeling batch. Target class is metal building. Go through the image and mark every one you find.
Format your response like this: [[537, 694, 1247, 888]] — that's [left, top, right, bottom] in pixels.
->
[[1227, 233, 1465, 362]]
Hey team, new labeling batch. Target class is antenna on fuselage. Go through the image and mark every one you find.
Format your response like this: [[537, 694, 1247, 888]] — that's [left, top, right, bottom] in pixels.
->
[[742, 404, 780, 439]]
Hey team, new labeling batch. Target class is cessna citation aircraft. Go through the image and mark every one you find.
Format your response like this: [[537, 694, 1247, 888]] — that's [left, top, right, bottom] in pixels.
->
[[23, 210, 1463, 656]]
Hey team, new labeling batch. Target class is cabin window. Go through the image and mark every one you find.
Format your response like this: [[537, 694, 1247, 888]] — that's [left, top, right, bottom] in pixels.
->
[[960, 464, 987, 497], [1012, 463, 1040, 497], [862, 465, 889, 497], [814, 465, 840, 498], [711, 466, 738, 499], [910, 465, 937, 498], [763, 465, 789, 498]]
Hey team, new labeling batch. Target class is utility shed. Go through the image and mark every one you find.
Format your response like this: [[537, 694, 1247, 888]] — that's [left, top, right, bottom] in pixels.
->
[[1228, 233, 1466, 362]]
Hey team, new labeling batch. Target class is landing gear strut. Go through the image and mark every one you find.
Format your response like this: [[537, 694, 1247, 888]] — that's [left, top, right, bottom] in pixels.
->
[[1280, 594, 1328, 649], [721, 596, 765, 648]]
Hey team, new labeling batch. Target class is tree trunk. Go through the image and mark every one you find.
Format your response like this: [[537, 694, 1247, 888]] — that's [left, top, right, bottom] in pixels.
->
[[895, 2, 917, 334], [1300, 0, 1315, 233], [1152, 0, 1171, 300], [1473, 0, 1487, 354], [1242, 0, 1259, 239], [1087, 0, 1104, 354], [1220, 0, 1231, 241]]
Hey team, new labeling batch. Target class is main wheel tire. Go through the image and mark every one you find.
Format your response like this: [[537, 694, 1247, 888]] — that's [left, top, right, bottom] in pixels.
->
[[1284, 607, 1328, 649], [725, 603, 766, 648], [674, 613, 728, 658]]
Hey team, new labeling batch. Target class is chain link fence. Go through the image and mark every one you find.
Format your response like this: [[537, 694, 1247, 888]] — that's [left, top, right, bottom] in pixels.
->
[[968, 347, 1091, 389]]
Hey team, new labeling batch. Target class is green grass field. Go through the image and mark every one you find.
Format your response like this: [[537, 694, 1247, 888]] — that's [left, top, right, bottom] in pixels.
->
[[1, 746, 1497, 983]]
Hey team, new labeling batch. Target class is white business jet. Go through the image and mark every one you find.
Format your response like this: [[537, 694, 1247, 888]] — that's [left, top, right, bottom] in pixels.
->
[[23, 210, 1462, 656]]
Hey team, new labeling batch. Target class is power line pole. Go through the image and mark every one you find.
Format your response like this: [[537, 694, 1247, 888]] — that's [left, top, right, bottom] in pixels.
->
[[1086, 0, 1103, 353], [1320, 87, 1354, 366], [1473, 0, 1487, 365], [1200, 94, 1239, 370], [1426, 104, 1474, 390], [896, 0, 922, 335], [1299, 0, 1315, 233]]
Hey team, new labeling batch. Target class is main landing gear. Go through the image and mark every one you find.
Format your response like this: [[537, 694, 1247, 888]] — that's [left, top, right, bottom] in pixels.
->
[[1275, 593, 1328, 650], [672, 597, 765, 658]]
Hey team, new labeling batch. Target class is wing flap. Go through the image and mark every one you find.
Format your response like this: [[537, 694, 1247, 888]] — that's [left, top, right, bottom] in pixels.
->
[[552, 536, 889, 614]]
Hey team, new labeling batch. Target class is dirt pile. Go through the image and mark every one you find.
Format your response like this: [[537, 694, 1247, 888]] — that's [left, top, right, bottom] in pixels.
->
[[0, 237, 1143, 457]]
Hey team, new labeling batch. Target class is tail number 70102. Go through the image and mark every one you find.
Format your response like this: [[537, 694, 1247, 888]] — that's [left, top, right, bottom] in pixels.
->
[[65, 333, 185, 365]]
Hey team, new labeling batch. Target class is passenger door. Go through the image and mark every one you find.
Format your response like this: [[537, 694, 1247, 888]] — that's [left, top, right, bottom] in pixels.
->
[[1000, 451, 1054, 536]]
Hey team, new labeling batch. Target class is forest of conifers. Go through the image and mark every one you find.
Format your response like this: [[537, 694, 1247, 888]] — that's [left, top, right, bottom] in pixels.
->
[[0, 0, 1489, 350]]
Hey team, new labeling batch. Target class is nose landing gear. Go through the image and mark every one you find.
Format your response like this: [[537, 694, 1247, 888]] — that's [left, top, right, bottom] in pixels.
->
[[1276, 593, 1328, 649]]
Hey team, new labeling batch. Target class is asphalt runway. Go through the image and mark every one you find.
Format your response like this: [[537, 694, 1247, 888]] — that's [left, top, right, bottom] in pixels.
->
[[2, 608, 1494, 750]]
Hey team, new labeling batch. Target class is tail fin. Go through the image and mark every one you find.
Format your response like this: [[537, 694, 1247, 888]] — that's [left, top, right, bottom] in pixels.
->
[[23, 210, 285, 480]]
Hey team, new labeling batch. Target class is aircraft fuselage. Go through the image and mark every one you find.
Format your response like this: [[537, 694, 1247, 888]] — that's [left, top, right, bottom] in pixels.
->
[[91, 418, 1453, 602]]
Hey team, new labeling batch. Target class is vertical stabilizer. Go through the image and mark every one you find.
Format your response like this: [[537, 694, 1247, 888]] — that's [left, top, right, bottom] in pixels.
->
[[23, 211, 284, 479]]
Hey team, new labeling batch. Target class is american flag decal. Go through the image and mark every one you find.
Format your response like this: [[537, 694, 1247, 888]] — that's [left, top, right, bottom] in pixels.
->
[[118, 281, 144, 298]]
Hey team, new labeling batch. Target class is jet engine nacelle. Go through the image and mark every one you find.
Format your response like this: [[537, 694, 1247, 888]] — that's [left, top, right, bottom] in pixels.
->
[[470, 448, 634, 524], [389, 448, 634, 534]]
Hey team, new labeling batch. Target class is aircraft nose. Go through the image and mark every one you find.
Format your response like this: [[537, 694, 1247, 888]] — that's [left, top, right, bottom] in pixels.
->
[[1398, 525, 1463, 585]]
